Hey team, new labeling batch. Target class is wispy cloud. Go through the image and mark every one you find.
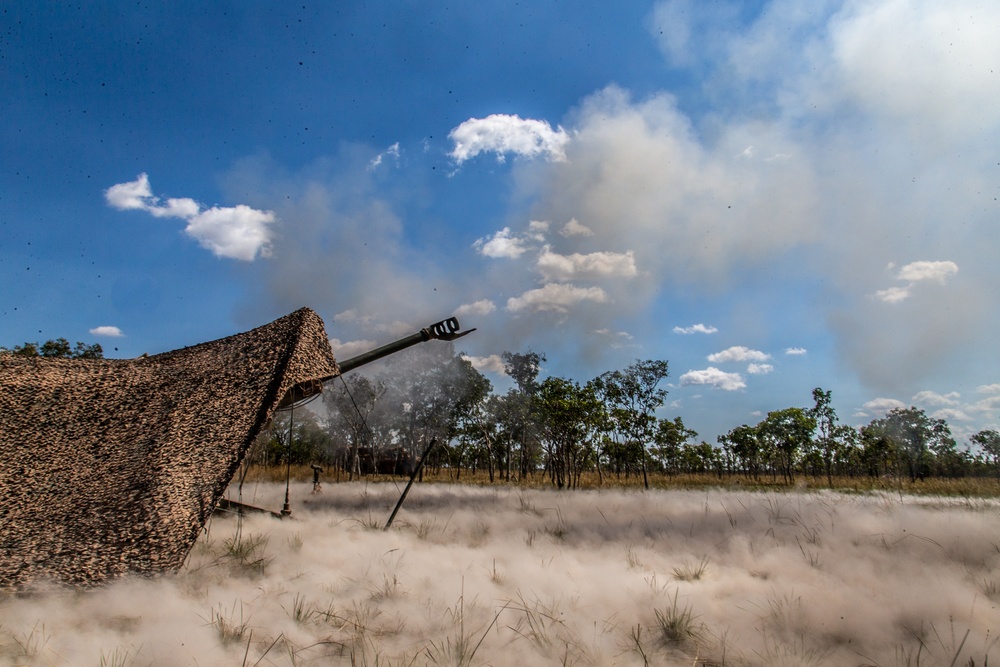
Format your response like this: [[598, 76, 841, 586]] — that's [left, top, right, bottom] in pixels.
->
[[368, 142, 401, 170], [784, 347, 807, 356], [747, 363, 773, 375], [449, 114, 569, 164], [674, 322, 719, 336], [708, 346, 771, 363], [105, 173, 275, 261], [673, 323, 718, 335]]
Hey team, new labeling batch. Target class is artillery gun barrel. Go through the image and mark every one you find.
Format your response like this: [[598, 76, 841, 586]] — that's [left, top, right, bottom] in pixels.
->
[[277, 316, 475, 409]]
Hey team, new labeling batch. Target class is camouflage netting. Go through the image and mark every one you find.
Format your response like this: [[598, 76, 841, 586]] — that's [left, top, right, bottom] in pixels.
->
[[0, 308, 340, 589]]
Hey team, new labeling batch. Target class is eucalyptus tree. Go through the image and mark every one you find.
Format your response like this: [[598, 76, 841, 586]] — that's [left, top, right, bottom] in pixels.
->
[[718, 424, 763, 480], [379, 342, 488, 474], [534, 376, 602, 489], [592, 359, 669, 490], [501, 350, 546, 479], [758, 407, 816, 483], [971, 429, 1000, 479], [323, 374, 388, 479], [651, 416, 697, 475], [865, 407, 942, 482], [1, 338, 103, 359], [808, 388, 841, 485]]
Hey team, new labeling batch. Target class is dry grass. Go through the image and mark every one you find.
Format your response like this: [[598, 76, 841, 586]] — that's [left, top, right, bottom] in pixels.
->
[[245, 466, 1000, 497]]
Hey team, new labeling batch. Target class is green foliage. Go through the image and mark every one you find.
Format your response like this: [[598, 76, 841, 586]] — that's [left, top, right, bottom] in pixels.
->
[[1, 337, 103, 359]]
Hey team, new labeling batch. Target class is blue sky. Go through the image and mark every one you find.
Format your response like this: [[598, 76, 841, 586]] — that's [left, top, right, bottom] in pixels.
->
[[3, 1, 999, 444]]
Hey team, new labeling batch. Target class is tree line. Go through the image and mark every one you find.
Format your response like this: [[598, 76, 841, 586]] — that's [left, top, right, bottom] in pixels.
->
[[10, 337, 997, 485], [256, 344, 1000, 487]]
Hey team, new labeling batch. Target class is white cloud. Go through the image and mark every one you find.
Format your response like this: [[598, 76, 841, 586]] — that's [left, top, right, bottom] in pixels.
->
[[104, 173, 154, 210], [462, 354, 507, 375], [747, 363, 773, 375], [506, 283, 608, 313], [89, 326, 124, 338], [536, 247, 637, 282], [873, 260, 958, 303], [707, 346, 771, 363], [473, 227, 531, 259], [368, 142, 401, 170], [453, 299, 497, 318], [912, 390, 960, 407], [896, 260, 959, 284], [680, 367, 746, 391], [969, 396, 1000, 413], [932, 408, 971, 422], [527, 220, 550, 237], [673, 323, 718, 335], [105, 174, 275, 261], [185, 206, 276, 261], [784, 347, 807, 356], [977, 384, 1000, 395], [862, 398, 907, 415], [873, 286, 912, 304], [329, 338, 378, 360], [449, 114, 570, 164], [560, 218, 594, 237]]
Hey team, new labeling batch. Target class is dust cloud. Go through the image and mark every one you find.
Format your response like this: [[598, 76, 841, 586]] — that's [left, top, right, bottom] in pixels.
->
[[3, 483, 1000, 666]]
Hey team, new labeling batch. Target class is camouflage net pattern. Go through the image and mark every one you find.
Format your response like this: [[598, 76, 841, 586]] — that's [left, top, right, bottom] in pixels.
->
[[0, 308, 339, 589]]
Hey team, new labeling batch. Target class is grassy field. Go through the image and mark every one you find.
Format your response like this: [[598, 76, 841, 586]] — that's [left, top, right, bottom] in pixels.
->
[[3, 481, 1000, 665]]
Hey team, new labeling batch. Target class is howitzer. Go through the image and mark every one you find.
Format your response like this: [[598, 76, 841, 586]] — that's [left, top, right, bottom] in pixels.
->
[[277, 316, 475, 409]]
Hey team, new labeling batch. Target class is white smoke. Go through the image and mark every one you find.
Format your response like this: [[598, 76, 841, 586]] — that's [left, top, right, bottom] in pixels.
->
[[3, 483, 1000, 666]]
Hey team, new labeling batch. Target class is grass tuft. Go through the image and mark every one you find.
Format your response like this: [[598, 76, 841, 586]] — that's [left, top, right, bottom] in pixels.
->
[[654, 590, 701, 646], [671, 556, 709, 582]]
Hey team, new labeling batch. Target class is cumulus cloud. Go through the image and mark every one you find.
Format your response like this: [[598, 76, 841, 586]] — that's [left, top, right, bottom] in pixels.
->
[[559, 218, 594, 237], [978, 385, 1000, 395], [473, 227, 532, 259], [747, 363, 773, 375], [680, 367, 746, 391], [673, 323, 718, 335], [913, 390, 960, 407], [449, 114, 569, 164], [88, 326, 124, 337], [896, 260, 959, 284], [707, 346, 771, 363], [453, 299, 497, 318], [105, 173, 275, 261], [784, 347, 807, 355], [535, 247, 637, 282], [932, 408, 971, 422], [506, 283, 608, 313], [862, 397, 907, 415]]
